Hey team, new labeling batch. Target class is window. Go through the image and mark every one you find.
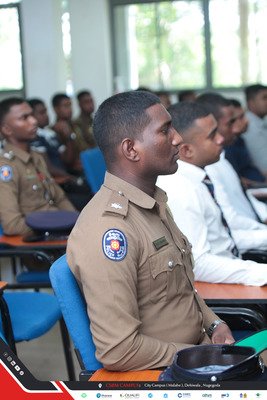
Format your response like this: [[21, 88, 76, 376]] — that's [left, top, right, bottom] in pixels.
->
[[0, 2, 23, 91], [110, 0, 267, 92]]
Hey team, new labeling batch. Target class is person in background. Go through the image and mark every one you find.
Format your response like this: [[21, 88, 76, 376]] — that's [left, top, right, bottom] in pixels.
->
[[51, 93, 87, 175], [67, 90, 233, 372], [196, 92, 267, 223], [74, 90, 97, 149], [225, 99, 267, 188], [158, 101, 267, 286], [177, 90, 197, 103], [243, 84, 267, 176], [0, 97, 76, 236], [155, 90, 172, 109], [28, 98, 92, 211]]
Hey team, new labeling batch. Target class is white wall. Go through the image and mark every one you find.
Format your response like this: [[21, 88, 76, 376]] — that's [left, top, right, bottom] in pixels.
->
[[20, 0, 112, 119]]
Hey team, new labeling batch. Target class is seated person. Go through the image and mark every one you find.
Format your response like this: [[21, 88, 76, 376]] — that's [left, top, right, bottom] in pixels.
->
[[155, 90, 172, 109], [0, 97, 77, 268], [196, 92, 267, 223], [28, 98, 92, 211], [225, 98, 267, 187], [177, 90, 197, 103], [158, 101, 267, 286], [73, 90, 97, 149], [243, 84, 267, 176], [51, 93, 89, 176], [67, 90, 234, 372]]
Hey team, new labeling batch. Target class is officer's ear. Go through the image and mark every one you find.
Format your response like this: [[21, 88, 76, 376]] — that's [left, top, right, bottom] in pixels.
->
[[121, 138, 140, 162], [0, 122, 12, 138], [179, 142, 194, 160]]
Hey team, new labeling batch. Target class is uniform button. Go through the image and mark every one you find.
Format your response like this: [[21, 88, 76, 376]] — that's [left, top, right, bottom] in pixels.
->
[[32, 184, 38, 191], [181, 249, 186, 253], [195, 289, 198, 293], [168, 260, 174, 269], [49, 200, 54, 205], [118, 191, 123, 196], [202, 328, 206, 333]]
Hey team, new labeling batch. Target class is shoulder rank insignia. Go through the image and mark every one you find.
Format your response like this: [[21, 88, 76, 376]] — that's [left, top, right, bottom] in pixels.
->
[[102, 229, 127, 261], [0, 165, 13, 182], [110, 203, 122, 210]]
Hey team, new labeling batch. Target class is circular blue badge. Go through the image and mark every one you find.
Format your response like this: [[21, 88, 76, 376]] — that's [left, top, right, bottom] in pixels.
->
[[0, 165, 13, 182], [102, 229, 127, 261]]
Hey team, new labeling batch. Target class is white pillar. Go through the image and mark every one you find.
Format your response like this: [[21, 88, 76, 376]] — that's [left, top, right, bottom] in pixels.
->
[[20, 0, 67, 119], [68, 0, 113, 111]]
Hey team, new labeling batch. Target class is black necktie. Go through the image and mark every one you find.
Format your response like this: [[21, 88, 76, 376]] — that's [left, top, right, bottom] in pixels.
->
[[203, 174, 239, 257]]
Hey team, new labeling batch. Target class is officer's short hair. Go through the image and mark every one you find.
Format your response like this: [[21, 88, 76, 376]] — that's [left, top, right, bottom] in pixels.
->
[[76, 90, 91, 102], [52, 93, 70, 108], [196, 92, 231, 121], [168, 101, 210, 135], [0, 97, 24, 126], [93, 90, 161, 164], [27, 98, 44, 110], [245, 84, 267, 102]]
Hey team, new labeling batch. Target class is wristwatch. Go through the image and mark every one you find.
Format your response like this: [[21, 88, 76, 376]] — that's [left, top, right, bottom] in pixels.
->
[[207, 319, 226, 337]]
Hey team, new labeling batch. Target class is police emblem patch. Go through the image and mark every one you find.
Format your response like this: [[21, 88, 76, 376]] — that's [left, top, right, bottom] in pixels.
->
[[0, 165, 13, 182], [102, 229, 127, 261]]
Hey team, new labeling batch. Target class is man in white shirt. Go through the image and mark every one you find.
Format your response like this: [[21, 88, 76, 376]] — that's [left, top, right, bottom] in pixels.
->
[[196, 93, 267, 223], [243, 84, 267, 175], [157, 101, 267, 286]]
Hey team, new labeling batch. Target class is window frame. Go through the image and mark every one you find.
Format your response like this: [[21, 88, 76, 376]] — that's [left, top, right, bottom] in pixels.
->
[[109, 0, 263, 94], [0, 2, 25, 96]]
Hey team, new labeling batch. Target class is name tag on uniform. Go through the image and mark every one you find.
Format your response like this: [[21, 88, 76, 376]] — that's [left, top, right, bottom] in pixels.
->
[[153, 236, 168, 250]]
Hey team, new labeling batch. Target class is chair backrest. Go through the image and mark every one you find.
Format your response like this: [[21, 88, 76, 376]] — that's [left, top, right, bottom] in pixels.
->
[[49, 254, 102, 371], [80, 147, 106, 193]]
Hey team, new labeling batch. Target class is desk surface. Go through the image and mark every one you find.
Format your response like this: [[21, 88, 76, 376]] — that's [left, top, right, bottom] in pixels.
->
[[0, 235, 67, 250], [89, 368, 161, 381], [0, 281, 7, 291], [195, 281, 267, 304]]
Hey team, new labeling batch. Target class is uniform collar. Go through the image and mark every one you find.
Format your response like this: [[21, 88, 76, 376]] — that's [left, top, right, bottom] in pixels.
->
[[104, 171, 167, 209], [3, 142, 34, 164], [3, 142, 40, 164]]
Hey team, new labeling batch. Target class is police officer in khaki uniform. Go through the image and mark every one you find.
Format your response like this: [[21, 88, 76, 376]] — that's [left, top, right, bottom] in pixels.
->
[[67, 90, 234, 372], [0, 97, 76, 236]]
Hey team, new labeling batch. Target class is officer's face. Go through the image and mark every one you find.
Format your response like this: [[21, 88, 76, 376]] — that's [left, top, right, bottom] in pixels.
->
[[232, 106, 248, 136], [136, 103, 182, 178], [79, 94, 94, 115], [217, 106, 237, 146], [55, 98, 72, 120], [32, 103, 49, 128], [1, 102, 38, 143]]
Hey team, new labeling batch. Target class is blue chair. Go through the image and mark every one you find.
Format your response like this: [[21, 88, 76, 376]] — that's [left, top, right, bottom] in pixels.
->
[[49, 254, 102, 379], [80, 147, 106, 194], [0, 289, 76, 380]]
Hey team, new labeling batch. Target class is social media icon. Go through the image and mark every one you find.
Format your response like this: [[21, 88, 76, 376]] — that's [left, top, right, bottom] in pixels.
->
[[15, 365, 20, 371], [11, 361, 16, 366]]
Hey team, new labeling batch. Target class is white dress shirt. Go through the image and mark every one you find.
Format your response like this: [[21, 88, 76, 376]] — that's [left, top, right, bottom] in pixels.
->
[[157, 161, 267, 286], [205, 152, 267, 223]]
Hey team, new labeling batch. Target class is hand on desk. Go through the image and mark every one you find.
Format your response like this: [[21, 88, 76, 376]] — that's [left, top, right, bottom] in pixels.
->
[[211, 323, 235, 345]]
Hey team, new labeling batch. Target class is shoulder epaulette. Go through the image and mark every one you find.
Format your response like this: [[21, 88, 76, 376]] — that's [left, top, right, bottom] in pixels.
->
[[103, 190, 129, 217]]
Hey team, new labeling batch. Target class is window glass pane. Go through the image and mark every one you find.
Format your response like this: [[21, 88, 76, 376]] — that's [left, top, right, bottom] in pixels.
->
[[113, 1, 205, 92], [210, 0, 267, 88], [0, 6, 23, 90]]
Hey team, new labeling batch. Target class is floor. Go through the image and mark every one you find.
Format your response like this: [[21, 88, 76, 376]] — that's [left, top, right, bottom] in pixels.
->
[[16, 323, 81, 381], [0, 258, 81, 382]]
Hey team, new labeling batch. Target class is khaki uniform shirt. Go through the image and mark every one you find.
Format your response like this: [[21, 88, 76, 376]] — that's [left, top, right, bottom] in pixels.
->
[[67, 172, 218, 371], [73, 115, 96, 149], [0, 143, 75, 235]]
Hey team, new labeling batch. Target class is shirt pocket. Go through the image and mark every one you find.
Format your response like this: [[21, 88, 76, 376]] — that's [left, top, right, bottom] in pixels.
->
[[148, 244, 184, 303]]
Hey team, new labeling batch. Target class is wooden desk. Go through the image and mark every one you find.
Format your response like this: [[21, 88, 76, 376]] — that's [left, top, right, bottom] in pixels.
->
[[0, 235, 67, 251], [89, 368, 161, 381], [195, 281, 267, 305]]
